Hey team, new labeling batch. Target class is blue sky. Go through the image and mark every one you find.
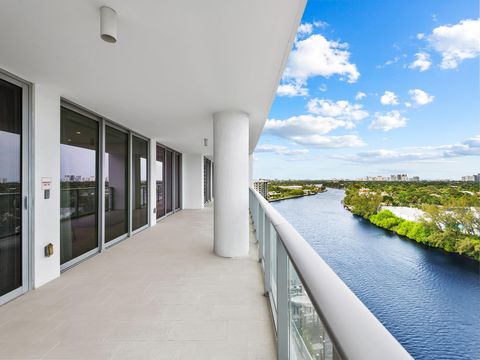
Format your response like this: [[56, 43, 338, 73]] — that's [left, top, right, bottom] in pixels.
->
[[254, 0, 480, 180]]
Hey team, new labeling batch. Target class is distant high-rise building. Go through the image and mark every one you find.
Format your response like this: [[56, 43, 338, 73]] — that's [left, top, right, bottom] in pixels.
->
[[253, 180, 269, 198], [462, 175, 475, 182]]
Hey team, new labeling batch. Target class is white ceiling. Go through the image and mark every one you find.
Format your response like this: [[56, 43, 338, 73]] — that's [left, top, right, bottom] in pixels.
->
[[0, 0, 305, 154]]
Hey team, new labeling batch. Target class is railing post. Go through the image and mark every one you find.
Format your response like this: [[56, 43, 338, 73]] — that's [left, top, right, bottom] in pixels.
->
[[263, 216, 271, 296], [277, 235, 289, 360]]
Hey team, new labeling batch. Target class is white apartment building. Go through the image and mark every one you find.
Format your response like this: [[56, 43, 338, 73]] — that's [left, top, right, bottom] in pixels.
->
[[0, 1, 411, 359]]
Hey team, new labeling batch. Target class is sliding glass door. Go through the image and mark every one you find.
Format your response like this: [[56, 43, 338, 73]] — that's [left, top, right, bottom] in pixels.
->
[[174, 153, 181, 211], [0, 75, 28, 304], [132, 136, 148, 231], [104, 126, 128, 243], [165, 150, 173, 214], [204, 157, 212, 204], [156, 146, 165, 219], [60, 107, 99, 266]]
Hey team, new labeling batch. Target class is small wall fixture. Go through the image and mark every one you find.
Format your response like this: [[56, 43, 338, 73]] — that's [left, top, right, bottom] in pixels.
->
[[203, 138, 208, 147], [100, 6, 117, 43]]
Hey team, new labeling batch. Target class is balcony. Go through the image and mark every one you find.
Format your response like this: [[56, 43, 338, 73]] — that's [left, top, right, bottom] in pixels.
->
[[0, 206, 275, 359], [0, 188, 413, 360]]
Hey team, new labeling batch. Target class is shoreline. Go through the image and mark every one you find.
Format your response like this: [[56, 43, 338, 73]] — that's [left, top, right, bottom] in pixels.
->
[[268, 189, 327, 202], [344, 206, 479, 263]]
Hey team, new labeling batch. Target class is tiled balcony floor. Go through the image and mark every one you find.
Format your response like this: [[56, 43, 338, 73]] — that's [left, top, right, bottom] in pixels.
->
[[0, 207, 276, 359]]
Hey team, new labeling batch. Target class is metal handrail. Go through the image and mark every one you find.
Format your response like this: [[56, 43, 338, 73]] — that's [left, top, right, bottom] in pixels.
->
[[249, 187, 412, 360]]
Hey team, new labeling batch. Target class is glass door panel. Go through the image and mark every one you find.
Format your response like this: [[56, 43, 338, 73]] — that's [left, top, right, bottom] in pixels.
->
[[104, 126, 128, 242], [132, 136, 148, 230], [60, 107, 99, 265], [156, 146, 165, 219], [0, 78, 22, 298], [174, 153, 181, 210], [166, 150, 173, 214]]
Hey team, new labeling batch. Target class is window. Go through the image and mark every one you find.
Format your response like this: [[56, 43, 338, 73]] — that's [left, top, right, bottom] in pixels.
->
[[60, 107, 99, 265], [104, 126, 128, 242], [132, 136, 148, 231]]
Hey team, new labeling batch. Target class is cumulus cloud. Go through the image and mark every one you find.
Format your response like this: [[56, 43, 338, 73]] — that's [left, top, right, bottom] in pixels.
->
[[369, 110, 407, 131], [380, 91, 399, 105], [297, 23, 313, 39], [283, 34, 360, 83], [255, 144, 309, 156], [265, 115, 346, 137], [334, 135, 480, 163], [291, 134, 365, 148], [264, 114, 366, 148], [276, 80, 309, 97], [409, 89, 434, 106], [409, 52, 432, 71], [424, 19, 480, 69], [307, 99, 368, 128], [355, 92, 366, 101]]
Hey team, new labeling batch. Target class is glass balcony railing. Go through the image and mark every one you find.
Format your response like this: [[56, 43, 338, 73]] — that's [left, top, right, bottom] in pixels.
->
[[249, 187, 412, 360]]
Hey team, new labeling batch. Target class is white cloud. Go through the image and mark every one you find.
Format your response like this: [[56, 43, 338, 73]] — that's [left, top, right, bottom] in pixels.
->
[[265, 115, 346, 137], [291, 134, 365, 148], [405, 102, 412, 108], [377, 56, 400, 68], [409, 52, 432, 71], [369, 110, 407, 131], [319, 84, 328, 92], [313, 20, 329, 29], [355, 92, 366, 100], [307, 99, 368, 128], [409, 89, 434, 106], [297, 23, 313, 38], [424, 19, 480, 69], [334, 135, 480, 163], [284, 34, 360, 83], [380, 91, 399, 105], [276, 80, 308, 97], [255, 144, 309, 156], [264, 115, 365, 148]]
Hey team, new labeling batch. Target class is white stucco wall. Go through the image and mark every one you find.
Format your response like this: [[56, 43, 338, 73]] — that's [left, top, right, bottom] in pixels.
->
[[33, 84, 61, 288], [182, 154, 204, 209]]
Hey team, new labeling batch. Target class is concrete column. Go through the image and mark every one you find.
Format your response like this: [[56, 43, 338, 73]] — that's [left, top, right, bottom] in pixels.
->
[[213, 111, 249, 257], [249, 154, 254, 185], [182, 153, 204, 209]]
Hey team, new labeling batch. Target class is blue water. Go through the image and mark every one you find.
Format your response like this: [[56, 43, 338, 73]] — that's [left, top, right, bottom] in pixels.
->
[[272, 188, 480, 360]]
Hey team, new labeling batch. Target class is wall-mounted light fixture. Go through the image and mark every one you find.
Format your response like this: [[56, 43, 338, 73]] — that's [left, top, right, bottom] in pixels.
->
[[100, 6, 117, 43], [203, 138, 208, 147]]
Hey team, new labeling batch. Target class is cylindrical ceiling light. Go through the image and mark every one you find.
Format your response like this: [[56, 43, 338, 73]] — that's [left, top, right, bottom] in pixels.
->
[[100, 6, 117, 43]]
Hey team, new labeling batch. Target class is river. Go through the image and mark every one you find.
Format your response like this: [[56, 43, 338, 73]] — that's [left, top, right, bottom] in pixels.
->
[[271, 188, 480, 360]]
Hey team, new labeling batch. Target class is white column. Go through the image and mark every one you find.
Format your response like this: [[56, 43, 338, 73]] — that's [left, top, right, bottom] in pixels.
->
[[249, 154, 254, 185], [182, 153, 204, 209], [213, 111, 249, 257]]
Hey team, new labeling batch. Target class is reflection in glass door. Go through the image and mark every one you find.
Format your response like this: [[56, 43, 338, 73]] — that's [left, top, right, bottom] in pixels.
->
[[132, 136, 148, 231], [166, 150, 173, 214], [105, 126, 128, 243], [0, 77, 25, 303], [174, 153, 181, 211], [156, 146, 165, 219], [60, 107, 99, 266]]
